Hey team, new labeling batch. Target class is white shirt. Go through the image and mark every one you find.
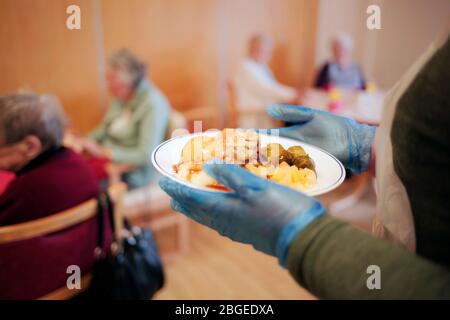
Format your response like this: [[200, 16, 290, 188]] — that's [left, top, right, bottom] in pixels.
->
[[233, 58, 297, 109], [108, 108, 132, 137], [372, 29, 448, 251]]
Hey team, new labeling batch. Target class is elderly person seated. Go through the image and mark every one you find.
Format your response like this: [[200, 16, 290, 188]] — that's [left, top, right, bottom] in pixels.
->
[[233, 34, 299, 128], [0, 93, 111, 299], [79, 49, 171, 189], [315, 32, 366, 90]]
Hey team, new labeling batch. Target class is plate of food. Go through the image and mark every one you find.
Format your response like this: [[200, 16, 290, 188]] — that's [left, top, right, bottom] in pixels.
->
[[152, 128, 345, 196]]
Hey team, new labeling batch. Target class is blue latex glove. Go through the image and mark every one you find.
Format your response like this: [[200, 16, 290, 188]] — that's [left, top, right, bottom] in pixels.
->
[[263, 104, 376, 174], [159, 163, 325, 267]]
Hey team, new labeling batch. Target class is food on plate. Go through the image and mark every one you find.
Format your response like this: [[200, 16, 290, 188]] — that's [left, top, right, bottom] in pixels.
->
[[180, 129, 259, 165], [264, 143, 293, 165], [173, 129, 317, 192], [287, 145, 307, 158]]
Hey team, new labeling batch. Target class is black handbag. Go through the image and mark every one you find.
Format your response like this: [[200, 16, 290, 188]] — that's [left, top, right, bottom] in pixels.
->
[[84, 192, 165, 299]]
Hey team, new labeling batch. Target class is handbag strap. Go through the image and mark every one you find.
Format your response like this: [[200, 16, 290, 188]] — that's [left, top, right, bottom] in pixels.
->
[[95, 191, 118, 257], [103, 191, 116, 240], [95, 193, 106, 257]]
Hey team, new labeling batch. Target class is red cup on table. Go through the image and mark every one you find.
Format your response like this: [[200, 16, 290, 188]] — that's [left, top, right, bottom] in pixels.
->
[[328, 100, 343, 113]]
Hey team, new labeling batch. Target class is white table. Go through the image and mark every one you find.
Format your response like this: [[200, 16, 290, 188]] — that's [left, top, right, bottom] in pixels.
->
[[302, 88, 385, 125]]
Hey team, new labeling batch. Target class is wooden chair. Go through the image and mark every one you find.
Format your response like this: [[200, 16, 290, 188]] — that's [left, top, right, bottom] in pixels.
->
[[0, 182, 127, 300], [226, 81, 239, 128]]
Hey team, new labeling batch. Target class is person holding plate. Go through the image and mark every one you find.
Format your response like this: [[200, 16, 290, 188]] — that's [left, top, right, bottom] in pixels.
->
[[159, 31, 450, 298]]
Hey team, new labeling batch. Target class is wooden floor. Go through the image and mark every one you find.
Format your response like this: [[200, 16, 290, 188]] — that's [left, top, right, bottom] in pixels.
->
[[155, 221, 315, 300]]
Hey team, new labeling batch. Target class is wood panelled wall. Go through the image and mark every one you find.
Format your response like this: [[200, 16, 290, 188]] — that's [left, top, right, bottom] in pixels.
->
[[0, 0, 104, 133], [0, 0, 318, 133]]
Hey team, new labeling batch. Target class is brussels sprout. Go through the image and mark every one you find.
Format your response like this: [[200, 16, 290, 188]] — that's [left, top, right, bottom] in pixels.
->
[[265, 143, 284, 156], [278, 150, 292, 165], [293, 155, 315, 172], [265, 143, 292, 165], [287, 145, 306, 158]]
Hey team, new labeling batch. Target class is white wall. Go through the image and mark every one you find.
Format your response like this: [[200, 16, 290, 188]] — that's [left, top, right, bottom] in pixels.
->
[[315, 0, 450, 88]]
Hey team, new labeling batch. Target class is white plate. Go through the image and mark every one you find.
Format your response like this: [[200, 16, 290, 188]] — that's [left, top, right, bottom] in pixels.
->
[[152, 132, 345, 196]]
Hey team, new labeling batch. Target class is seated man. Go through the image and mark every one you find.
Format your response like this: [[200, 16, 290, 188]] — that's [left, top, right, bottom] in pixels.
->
[[79, 49, 171, 189], [0, 93, 111, 299], [233, 34, 298, 128], [315, 32, 366, 90]]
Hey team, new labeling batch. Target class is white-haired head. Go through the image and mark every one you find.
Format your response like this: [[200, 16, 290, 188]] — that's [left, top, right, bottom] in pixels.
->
[[333, 32, 353, 51], [108, 48, 146, 89], [0, 93, 67, 151], [331, 32, 354, 65], [106, 49, 147, 101], [0, 93, 68, 172], [248, 34, 274, 64]]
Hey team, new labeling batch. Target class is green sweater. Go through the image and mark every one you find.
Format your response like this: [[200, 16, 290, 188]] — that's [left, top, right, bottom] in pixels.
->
[[287, 35, 450, 299], [90, 80, 170, 188]]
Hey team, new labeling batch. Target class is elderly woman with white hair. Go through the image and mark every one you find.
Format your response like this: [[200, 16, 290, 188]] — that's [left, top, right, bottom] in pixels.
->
[[81, 48, 171, 189], [0, 93, 111, 299], [315, 32, 366, 90]]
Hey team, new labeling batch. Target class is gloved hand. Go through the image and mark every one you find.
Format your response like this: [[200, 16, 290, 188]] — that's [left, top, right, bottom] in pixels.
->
[[159, 163, 325, 266], [263, 104, 376, 174]]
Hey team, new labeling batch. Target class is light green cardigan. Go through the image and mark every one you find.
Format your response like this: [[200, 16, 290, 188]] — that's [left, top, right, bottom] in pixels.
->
[[90, 79, 170, 188]]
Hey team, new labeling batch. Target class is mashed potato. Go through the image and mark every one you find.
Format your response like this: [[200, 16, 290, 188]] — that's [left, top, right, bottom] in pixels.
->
[[174, 129, 317, 192]]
